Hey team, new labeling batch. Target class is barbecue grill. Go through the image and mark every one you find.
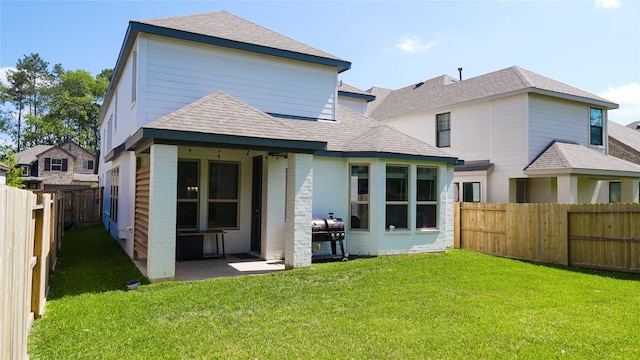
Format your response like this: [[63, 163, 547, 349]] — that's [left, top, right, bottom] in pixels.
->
[[311, 212, 348, 261]]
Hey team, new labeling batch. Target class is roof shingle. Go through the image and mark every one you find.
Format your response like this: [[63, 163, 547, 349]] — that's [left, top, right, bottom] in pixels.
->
[[369, 66, 618, 121]]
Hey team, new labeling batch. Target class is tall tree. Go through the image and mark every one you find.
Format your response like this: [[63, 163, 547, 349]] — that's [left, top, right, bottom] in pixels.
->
[[16, 53, 53, 117], [1, 69, 29, 152]]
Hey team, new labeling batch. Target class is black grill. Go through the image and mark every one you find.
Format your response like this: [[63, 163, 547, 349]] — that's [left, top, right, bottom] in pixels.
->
[[311, 213, 348, 261]]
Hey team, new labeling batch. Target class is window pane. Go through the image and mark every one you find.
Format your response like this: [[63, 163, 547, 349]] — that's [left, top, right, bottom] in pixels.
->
[[350, 165, 369, 201], [416, 204, 437, 228], [438, 130, 450, 147], [386, 166, 408, 201], [178, 161, 199, 199], [590, 108, 603, 127], [209, 162, 238, 199], [386, 204, 408, 229], [609, 182, 621, 204], [208, 202, 238, 228], [591, 126, 603, 146], [417, 167, 437, 201], [463, 182, 480, 202], [350, 204, 369, 230], [177, 202, 198, 229]]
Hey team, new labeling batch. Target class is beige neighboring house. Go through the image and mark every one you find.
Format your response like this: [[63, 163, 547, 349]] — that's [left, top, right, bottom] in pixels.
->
[[0, 162, 10, 185], [368, 66, 640, 204], [15, 141, 98, 190]]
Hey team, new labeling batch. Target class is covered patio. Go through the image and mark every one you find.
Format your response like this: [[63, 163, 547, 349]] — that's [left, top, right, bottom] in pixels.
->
[[133, 255, 286, 281]]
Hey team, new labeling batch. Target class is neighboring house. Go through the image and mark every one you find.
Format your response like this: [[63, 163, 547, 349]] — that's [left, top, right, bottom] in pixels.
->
[[609, 121, 640, 165], [15, 141, 98, 190], [98, 11, 459, 281], [337, 81, 376, 115], [627, 121, 640, 131], [0, 162, 10, 185], [368, 66, 640, 204]]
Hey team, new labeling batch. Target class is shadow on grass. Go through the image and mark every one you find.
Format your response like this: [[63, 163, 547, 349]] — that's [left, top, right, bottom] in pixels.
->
[[48, 225, 149, 300], [507, 256, 640, 282]]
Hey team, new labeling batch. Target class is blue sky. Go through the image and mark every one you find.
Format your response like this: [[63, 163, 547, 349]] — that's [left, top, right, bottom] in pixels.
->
[[1, 0, 639, 125]]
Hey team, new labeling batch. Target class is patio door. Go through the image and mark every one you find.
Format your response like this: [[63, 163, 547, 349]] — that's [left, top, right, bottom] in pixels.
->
[[251, 156, 263, 253]]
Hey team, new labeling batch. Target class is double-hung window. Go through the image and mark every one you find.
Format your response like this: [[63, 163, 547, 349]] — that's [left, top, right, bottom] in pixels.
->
[[416, 167, 438, 228], [590, 108, 603, 146], [349, 165, 369, 230], [386, 165, 409, 230], [177, 160, 199, 230], [609, 181, 621, 203], [208, 162, 239, 229], [436, 112, 451, 148]]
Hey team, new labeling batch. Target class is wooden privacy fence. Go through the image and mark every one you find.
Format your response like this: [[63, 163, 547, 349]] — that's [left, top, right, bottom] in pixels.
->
[[1, 185, 63, 359], [454, 202, 640, 273], [61, 188, 102, 228]]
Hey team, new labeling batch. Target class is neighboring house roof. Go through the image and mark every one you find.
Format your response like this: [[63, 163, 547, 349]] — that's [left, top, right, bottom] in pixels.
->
[[364, 86, 393, 116], [122, 91, 458, 164], [524, 140, 640, 177], [455, 160, 494, 172], [626, 121, 640, 131], [15, 145, 55, 165], [101, 11, 351, 126], [369, 66, 619, 121], [609, 121, 640, 152], [338, 82, 376, 102], [0, 162, 10, 172]]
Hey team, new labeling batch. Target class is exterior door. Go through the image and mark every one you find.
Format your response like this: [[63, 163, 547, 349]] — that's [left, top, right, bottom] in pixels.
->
[[251, 156, 263, 253]]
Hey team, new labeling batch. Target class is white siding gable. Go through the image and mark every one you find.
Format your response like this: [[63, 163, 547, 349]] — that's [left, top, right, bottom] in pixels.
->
[[528, 94, 606, 162], [141, 34, 338, 124]]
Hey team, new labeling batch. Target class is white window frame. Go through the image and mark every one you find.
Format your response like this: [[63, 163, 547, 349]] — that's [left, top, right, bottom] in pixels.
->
[[349, 164, 370, 230], [416, 166, 438, 229]]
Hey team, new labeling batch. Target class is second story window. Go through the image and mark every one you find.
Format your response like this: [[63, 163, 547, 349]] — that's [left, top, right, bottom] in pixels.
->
[[21, 166, 29, 176], [82, 160, 94, 170], [590, 108, 603, 146], [44, 158, 67, 172], [436, 112, 451, 148]]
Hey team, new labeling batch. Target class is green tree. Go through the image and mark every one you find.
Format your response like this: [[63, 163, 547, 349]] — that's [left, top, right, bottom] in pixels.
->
[[0, 147, 24, 188], [1, 69, 29, 152]]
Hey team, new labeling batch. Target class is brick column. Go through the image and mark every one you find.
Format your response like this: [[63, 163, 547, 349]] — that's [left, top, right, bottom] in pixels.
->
[[557, 175, 577, 204], [621, 178, 639, 203], [147, 144, 177, 281], [285, 153, 313, 268]]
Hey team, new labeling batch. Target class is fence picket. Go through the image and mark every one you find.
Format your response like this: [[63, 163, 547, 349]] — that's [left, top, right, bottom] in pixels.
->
[[456, 202, 640, 273]]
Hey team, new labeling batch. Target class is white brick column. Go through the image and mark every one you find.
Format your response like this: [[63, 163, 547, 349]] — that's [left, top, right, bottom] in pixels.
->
[[147, 144, 177, 281], [621, 178, 640, 203], [557, 175, 578, 204], [285, 153, 313, 268]]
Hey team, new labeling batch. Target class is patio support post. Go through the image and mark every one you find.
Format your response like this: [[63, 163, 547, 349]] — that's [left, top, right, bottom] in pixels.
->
[[147, 144, 178, 281], [285, 153, 313, 268], [557, 175, 577, 204], [621, 178, 640, 203]]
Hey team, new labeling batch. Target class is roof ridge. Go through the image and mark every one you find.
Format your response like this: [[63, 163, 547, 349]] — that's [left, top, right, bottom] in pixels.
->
[[511, 66, 533, 87]]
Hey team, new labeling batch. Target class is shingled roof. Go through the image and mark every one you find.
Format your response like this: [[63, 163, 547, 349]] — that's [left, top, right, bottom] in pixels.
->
[[100, 10, 351, 126], [138, 11, 346, 64], [127, 91, 458, 163], [15, 145, 54, 165], [524, 140, 640, 177], [338, 82, 375, 102], [369, 66, 619, 121], [609, 121, 640, 153]]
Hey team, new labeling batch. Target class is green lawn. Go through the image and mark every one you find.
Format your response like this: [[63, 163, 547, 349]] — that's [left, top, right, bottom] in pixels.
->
[[29, 226, 639, 359]]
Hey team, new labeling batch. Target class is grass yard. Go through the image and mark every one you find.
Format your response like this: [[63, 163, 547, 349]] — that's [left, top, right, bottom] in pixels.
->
[[29, 226, 639, 359]]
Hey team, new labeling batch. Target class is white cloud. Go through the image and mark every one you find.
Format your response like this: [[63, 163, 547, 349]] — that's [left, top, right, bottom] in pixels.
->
[[595, 0, 622, 9], [395, 35, 443, 54], [602, 82, 640, 125], [0, 67, 16, 86]]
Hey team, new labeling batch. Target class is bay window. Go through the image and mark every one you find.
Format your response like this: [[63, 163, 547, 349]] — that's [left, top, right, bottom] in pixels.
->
[[386, 165, 408, 230], [349, 165, 369, 230]]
